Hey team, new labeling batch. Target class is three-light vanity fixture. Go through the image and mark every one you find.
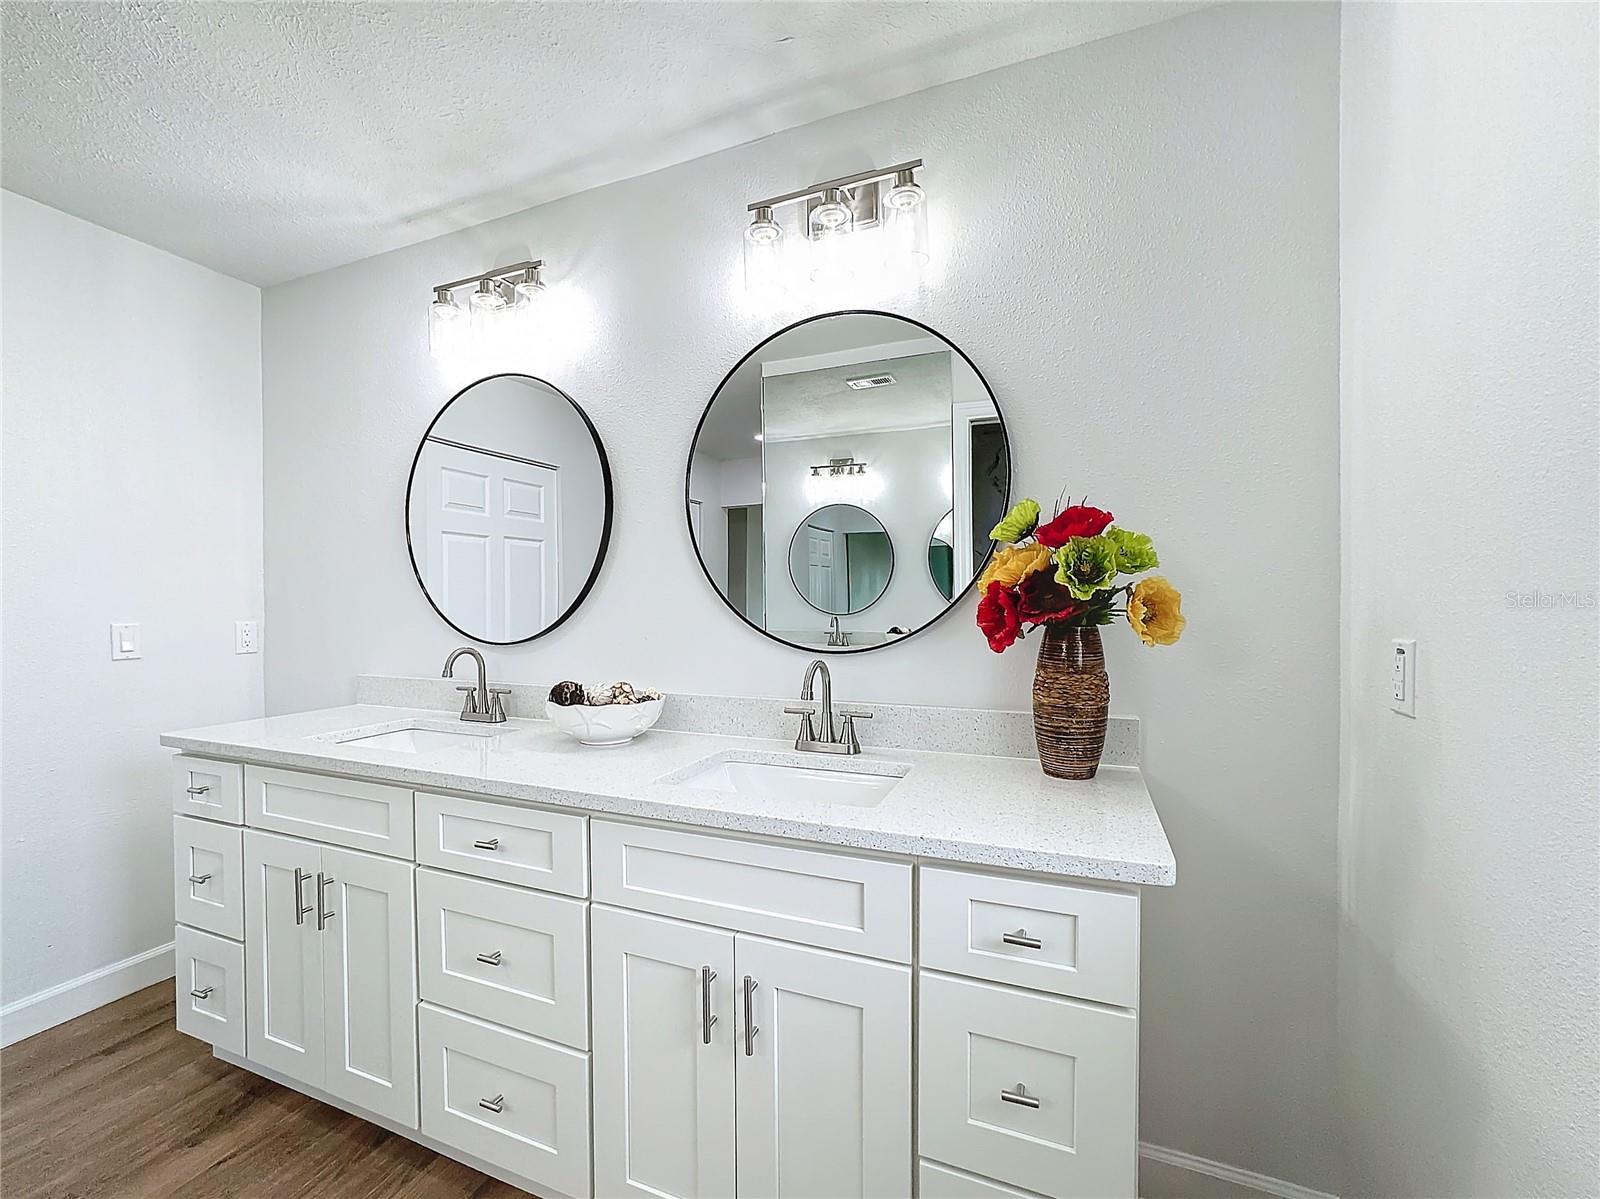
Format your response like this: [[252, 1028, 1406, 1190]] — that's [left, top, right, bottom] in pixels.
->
[[428, 260, 546, 357], [744, 159, 929, 299]]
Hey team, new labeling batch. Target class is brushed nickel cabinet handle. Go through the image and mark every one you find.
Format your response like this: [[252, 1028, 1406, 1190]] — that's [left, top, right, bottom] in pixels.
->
[[189, 986, 214, 1000], [476, 950, 502, 966], [316, 873, 336, 931], [701, 966, 718, 1045], [472, 837, 501, 851], [1002, 929, 1043, 950], [1000, 1083, 1041, 1109], [185, 785, 211, 796], [293, 867, 313, 925], [188, 873, 213, 885], [478, 1094, 505, 1114], [742, 975, 759, 1057]]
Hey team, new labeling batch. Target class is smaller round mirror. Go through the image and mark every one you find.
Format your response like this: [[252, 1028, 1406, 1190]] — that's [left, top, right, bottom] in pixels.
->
[[405, 373, 612, 645], [927, 510, 955, 600], [788, 504, 894, 615]]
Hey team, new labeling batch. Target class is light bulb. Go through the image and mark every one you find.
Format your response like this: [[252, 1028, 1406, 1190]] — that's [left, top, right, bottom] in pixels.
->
[[470, 279, 508, 313], [884, 168, 924, 212], [430, 288, 463, 321], [513, 266, 545, 309], [810, 187, 853, 232]]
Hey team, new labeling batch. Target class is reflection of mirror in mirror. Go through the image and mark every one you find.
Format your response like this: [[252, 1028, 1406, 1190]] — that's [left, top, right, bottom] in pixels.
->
[[406, 374, 611, 645], [928, 509, 955, 600], [687, 312, 1010, 652], [788, 504, 894, 615]]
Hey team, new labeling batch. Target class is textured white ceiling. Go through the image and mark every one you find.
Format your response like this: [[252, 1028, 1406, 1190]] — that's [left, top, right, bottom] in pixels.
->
[[0, 0, 1198, 285]]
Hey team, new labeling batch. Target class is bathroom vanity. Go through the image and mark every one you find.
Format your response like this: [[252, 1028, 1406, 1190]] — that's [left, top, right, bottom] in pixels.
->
[[164, 690, 1173, 1199]]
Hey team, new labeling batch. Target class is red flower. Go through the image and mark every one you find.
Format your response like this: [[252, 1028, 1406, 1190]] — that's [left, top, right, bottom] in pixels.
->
[[976, 583, 1023, 652], [1016, 569, 1085, 625], [1034, 504, 1114, 548]]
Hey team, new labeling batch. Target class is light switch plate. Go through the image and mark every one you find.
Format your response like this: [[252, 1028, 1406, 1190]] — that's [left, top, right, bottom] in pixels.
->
[[235, 620, 260, 654], [1391, 639, 1416, 717], [111, 622, 141, 660]]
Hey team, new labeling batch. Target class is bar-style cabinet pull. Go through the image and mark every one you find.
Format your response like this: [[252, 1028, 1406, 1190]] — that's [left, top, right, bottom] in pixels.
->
[[1002, 929, 1043, 950], [185, 785, 211, 796], [188, 873, 213, 886], [742, 975, 759, 1056], [1000, 1082, 1041, 1109], [701, 966, 718, 1044], [476, 950, 503, 967], [293, 867, 314, 925], [316, 873, 336, 931], [478, 1094, 505, 1114], [472, 837, 501, 851], [189, 986, 214, 1000]]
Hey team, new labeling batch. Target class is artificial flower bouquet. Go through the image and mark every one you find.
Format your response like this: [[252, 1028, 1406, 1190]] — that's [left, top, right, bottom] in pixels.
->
[[975, 497, 1186, 652]]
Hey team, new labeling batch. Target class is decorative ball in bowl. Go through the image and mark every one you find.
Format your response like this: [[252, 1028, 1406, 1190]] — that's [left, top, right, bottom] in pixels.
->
[[545, 681, 665, 747]]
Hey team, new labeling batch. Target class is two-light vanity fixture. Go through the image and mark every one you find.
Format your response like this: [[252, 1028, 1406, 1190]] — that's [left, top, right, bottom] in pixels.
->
[[743, 159, 930, 299], [428, 260, 546, 357]]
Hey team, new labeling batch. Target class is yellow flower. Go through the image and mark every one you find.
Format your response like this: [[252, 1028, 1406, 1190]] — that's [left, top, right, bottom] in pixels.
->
[[978, 543, 1054, 593], [1127, 576, 1186, 646]]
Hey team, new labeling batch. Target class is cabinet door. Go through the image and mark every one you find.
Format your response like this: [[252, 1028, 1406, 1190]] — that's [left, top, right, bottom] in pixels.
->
[[243, 829, 323, 1088], [592, 906, 735, 1199], [319, 845, 418, 1128], [734, 935, 912, 1199]]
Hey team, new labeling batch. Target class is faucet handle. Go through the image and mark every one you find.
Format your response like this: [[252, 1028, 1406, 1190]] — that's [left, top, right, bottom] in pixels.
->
[[486, 688, 512, 721], [837, 709, 873, 720], [838, 712, 870, 754], [783, 705, 819, 746], [456, 684, 481, 715]]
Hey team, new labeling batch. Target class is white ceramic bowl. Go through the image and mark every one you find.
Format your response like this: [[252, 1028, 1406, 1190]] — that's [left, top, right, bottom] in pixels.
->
[[545, 697, 664, 747]]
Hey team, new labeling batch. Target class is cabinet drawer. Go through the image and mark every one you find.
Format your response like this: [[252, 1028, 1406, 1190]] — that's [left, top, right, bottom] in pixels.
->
[[416, 792, 587, 897], [174, 816, 244, 940], [592, 820, 911, 962], [245, 766, 413, 857], [172, 755, 243, 824], [417, 868, 589, 1049], [920, 868, 1138, 1008], [921, 1160, 1047, 1198], [174, 924, 245, 1057], [920, 973, 1138, 1199], [419, 1003, 592, 1199]]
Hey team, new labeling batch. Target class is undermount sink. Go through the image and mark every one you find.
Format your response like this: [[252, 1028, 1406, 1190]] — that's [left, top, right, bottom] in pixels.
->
[[325, 722, 504, 754], [668, 752, 908, 807]]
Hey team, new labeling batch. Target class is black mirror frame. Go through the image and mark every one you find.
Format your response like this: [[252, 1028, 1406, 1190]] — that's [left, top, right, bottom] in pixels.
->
[[684, 309, 1010, 655], [405, 371, 614, 647], [786, 503, 896, 617]]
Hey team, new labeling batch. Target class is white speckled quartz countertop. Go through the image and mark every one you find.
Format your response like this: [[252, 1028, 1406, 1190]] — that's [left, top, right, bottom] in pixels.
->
[[162, 705, 1175, 886]]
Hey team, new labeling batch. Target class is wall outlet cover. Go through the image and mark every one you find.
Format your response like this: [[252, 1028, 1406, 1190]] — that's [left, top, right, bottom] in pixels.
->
[[235, 620, 260, 654], [1390, 638, 1416, 717]]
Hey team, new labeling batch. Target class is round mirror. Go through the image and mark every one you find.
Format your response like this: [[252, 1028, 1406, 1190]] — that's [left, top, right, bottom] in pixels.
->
[[788, 504, 894, 615], [928, 509, 955, 600], [406, 373, 612, 645], [686, 310, 1010, 653]]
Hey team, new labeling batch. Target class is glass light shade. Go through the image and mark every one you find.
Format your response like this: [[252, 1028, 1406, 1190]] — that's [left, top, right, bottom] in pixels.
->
[[884, 178, 925, 212], [429, 292, 465, 357], [810, 188, 853, 233], [883, 194, 930, 268], [513, 267, 546, 310], [744, 213, 787, 299]]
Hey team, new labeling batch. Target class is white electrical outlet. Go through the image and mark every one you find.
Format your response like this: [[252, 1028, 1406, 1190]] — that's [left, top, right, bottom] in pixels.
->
[[110, 622, 141, 660], [1391, 639, 1416, 717], [235, 620, 260, 654]]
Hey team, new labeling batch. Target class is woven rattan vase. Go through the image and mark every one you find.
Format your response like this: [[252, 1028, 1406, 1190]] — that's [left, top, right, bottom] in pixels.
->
[[1032, 625, 1110, 780]]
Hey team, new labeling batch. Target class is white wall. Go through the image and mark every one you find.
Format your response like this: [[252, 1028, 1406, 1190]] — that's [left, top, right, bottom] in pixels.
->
[[1338, 6, 1599, 1196], [0, 192, 264, 1029], [260, 5, 1341, 1189]]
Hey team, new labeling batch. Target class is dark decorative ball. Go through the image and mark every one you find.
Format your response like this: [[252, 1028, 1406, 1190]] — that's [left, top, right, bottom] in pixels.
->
[[548, 681, 586, 707]]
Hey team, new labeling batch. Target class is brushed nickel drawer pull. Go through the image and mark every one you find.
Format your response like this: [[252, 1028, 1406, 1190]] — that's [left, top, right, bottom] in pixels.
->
[[316, 873, 336, 931], [185, 785, 211, 796], [1002, 929, 1043, 950], [701, 965, 718, 1044], [1000, 1083, 1041, 1109], [188, 873, 213, 885], [478, 1094, 505, 1114], [472, 837, 501, 851], [189, 986, 214, 1000], [742, 975, 759, 1057], [293, 867, 313, 925], [476, 950, 503, 966]]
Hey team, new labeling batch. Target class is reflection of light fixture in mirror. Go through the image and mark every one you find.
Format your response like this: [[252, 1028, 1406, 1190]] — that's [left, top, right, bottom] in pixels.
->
[[743, 206, 785, 299], [804, 456, 882, 506], [426, 259, 548, 358]]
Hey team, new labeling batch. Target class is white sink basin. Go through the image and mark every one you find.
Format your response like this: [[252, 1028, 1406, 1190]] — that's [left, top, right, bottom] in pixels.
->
[[326, 722, 504, 754], [668, 753, 908, 807]]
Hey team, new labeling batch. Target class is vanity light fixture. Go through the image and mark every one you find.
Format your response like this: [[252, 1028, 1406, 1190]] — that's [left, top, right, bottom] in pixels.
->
[[428, 259, 546, 357], [743, 159, 928, 297], [810, 456, 868, 478]]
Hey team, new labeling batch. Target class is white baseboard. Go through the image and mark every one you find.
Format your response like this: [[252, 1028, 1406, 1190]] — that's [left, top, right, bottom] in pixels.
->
[[1140, 1142, 1339, 1199], [0, 941, 175, 1048]]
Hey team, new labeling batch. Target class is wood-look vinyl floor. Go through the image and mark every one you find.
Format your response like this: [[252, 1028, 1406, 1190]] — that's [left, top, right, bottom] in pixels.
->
[[0, 983, 526, 1198]]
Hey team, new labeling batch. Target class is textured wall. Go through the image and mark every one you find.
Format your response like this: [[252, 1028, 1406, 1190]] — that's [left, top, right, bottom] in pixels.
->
[[262, 5, 1341, 1188], [1339, 5, 1600, 1196], [0, 192, 264, 1007]]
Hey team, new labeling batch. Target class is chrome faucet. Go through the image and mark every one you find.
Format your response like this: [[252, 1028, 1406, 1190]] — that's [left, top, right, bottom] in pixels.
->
[[442, 647, 509, 723], [826, 616, 850, 647], [784, 659, 872, 755]]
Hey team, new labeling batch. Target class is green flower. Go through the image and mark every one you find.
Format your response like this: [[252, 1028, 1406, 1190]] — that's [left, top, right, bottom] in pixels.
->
[[988, 499, 1041, 544], [1104, 526, 1159, 574], [1054, 535, 1121, 599]]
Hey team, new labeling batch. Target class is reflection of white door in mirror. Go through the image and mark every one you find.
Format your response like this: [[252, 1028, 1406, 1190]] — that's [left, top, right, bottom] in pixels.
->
[[417, 439, 560, 643], [804, 523, 840, 611]]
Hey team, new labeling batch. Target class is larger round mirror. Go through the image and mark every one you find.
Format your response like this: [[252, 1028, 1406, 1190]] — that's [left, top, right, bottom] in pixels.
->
[[406, 373, 612, 645], [686, 311, 1010, 652]]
